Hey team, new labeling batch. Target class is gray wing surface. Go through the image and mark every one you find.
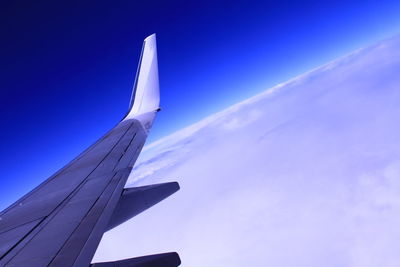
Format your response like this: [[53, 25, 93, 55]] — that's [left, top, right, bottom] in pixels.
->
[[0, 34, 180, 267]]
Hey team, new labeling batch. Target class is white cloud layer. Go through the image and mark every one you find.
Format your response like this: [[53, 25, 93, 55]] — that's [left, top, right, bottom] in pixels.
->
[[94, 36, 400, 266]]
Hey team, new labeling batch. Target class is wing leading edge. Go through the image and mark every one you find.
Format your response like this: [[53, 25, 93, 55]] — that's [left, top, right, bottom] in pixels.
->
[[0, 34, 180, 267]]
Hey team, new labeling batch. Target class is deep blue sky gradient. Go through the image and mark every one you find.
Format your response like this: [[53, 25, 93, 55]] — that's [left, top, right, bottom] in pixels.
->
[[1, 0, 400, 209]]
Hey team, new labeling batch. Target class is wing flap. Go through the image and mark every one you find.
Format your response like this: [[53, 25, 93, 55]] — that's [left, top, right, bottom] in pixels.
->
[[106, 182, 180, 231], [91, 252, 181, 267]]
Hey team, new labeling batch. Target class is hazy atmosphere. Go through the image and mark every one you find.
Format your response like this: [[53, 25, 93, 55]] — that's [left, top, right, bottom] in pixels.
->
[[2, 1, 400, 266]]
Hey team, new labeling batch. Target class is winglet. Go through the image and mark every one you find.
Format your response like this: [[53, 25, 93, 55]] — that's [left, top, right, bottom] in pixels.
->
[[124, 34, 160, 130]]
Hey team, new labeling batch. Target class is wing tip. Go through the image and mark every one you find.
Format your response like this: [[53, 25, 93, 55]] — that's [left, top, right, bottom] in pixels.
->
[[145, 33, 156, 41]]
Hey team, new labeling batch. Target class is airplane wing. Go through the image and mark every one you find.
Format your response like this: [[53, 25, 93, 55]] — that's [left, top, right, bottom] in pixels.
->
[[0, 34, 181, 267]]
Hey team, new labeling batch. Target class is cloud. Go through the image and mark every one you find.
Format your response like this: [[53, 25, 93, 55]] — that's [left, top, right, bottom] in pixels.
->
[[95, 35, 400, 266]]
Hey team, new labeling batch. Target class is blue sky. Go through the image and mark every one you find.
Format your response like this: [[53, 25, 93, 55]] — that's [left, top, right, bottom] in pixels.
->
[[1, 0, 400, 209]]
